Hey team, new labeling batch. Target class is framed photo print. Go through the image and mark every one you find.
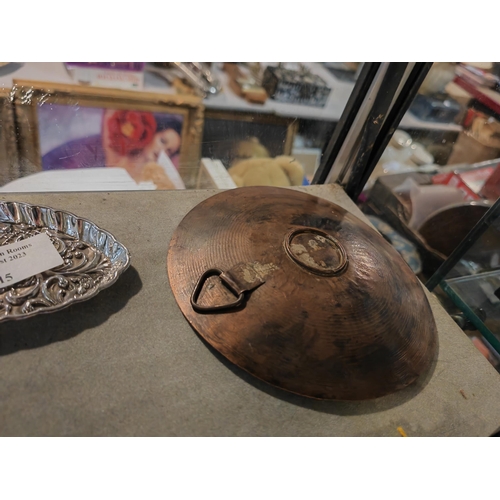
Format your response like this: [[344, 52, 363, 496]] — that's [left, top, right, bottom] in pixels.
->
[[13, 80, 205, 189]]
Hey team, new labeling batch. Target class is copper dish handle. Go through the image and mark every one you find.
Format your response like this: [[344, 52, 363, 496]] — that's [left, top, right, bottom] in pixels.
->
[[190, 269, 245, 313]]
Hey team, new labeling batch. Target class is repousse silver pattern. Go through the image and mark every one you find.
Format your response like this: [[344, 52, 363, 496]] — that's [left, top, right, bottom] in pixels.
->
[[0, 201, 130, 321]]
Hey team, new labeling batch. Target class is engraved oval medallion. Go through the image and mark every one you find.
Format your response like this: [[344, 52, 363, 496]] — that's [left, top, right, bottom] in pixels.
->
[[284, 227, 348, 276]]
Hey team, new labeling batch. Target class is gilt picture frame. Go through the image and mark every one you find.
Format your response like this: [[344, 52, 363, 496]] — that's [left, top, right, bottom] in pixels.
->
[[13, 80, 205, 188], [0, 88, 19, 186]]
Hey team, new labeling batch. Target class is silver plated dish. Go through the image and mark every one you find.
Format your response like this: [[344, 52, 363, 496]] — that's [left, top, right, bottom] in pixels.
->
[[0, 201, 130, 322]]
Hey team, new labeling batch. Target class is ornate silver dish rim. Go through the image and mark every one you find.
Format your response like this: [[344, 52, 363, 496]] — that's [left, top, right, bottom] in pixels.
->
[[0, 200, 131, 322]]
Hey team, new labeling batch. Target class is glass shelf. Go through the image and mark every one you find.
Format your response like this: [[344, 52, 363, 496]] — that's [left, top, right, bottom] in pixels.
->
[[441, 272, 500, 355]]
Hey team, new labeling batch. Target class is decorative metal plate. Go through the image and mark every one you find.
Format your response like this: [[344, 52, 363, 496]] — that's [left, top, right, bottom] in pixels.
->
[[167, 187, 438, 401], [0, 201, 130, 321]]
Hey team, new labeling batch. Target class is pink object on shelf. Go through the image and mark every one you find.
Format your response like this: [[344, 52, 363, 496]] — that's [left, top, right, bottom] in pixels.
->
[[65, 63, 145, 90]]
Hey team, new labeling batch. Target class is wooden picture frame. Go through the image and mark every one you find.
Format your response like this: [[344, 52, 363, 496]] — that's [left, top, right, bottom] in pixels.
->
[[0, 89, 20, 186], [12, 80, 204, 188], [202, 109, 299, 169]]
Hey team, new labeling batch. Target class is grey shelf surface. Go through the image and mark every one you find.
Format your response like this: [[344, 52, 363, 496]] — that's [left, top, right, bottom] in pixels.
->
[[1, 184, 499, 436]]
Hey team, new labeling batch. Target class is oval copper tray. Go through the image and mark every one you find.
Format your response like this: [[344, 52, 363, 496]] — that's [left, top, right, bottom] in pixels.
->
[[167, 187, 437, 401], [0, 201, 130, 321]]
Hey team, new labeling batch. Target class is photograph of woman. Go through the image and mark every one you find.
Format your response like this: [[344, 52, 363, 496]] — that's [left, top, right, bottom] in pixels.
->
[[39, 104, 185, 189]]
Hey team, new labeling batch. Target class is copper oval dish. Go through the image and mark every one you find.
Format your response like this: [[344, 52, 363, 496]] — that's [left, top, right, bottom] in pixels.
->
[[167, 187, 437, 400]]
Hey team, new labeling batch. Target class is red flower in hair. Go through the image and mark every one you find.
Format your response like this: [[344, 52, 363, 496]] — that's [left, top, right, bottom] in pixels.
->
[[107, 110, 157, 155]]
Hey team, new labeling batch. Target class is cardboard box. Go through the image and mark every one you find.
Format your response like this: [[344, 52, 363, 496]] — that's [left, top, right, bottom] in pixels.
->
[[480, 163, 500, 199], [432, 168, 495, 200], [447, 132, 500, 165], [66, 63, 145, 90]]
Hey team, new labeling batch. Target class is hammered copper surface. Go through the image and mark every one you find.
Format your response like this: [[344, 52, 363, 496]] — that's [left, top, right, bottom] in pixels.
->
[[167, 187, 437, 400]]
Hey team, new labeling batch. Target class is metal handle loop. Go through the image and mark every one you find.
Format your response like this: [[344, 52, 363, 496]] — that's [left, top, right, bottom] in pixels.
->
[[190, 269, 245, 313]]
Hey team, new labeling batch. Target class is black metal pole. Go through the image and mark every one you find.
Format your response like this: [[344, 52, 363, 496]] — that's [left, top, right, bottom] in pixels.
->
[[343, 63, 409, 199], [352, 62, 433, 199], [312, 63, 381, 185]]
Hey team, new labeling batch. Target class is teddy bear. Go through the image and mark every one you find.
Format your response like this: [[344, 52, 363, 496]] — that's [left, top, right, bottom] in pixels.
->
[[232, 137, 270, 162], [227, 136, 305, 187], [228, 155, 305, 188]]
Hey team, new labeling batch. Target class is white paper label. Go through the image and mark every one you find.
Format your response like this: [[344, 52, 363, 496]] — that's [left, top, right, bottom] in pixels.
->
[[0, 233, 64, 287]]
